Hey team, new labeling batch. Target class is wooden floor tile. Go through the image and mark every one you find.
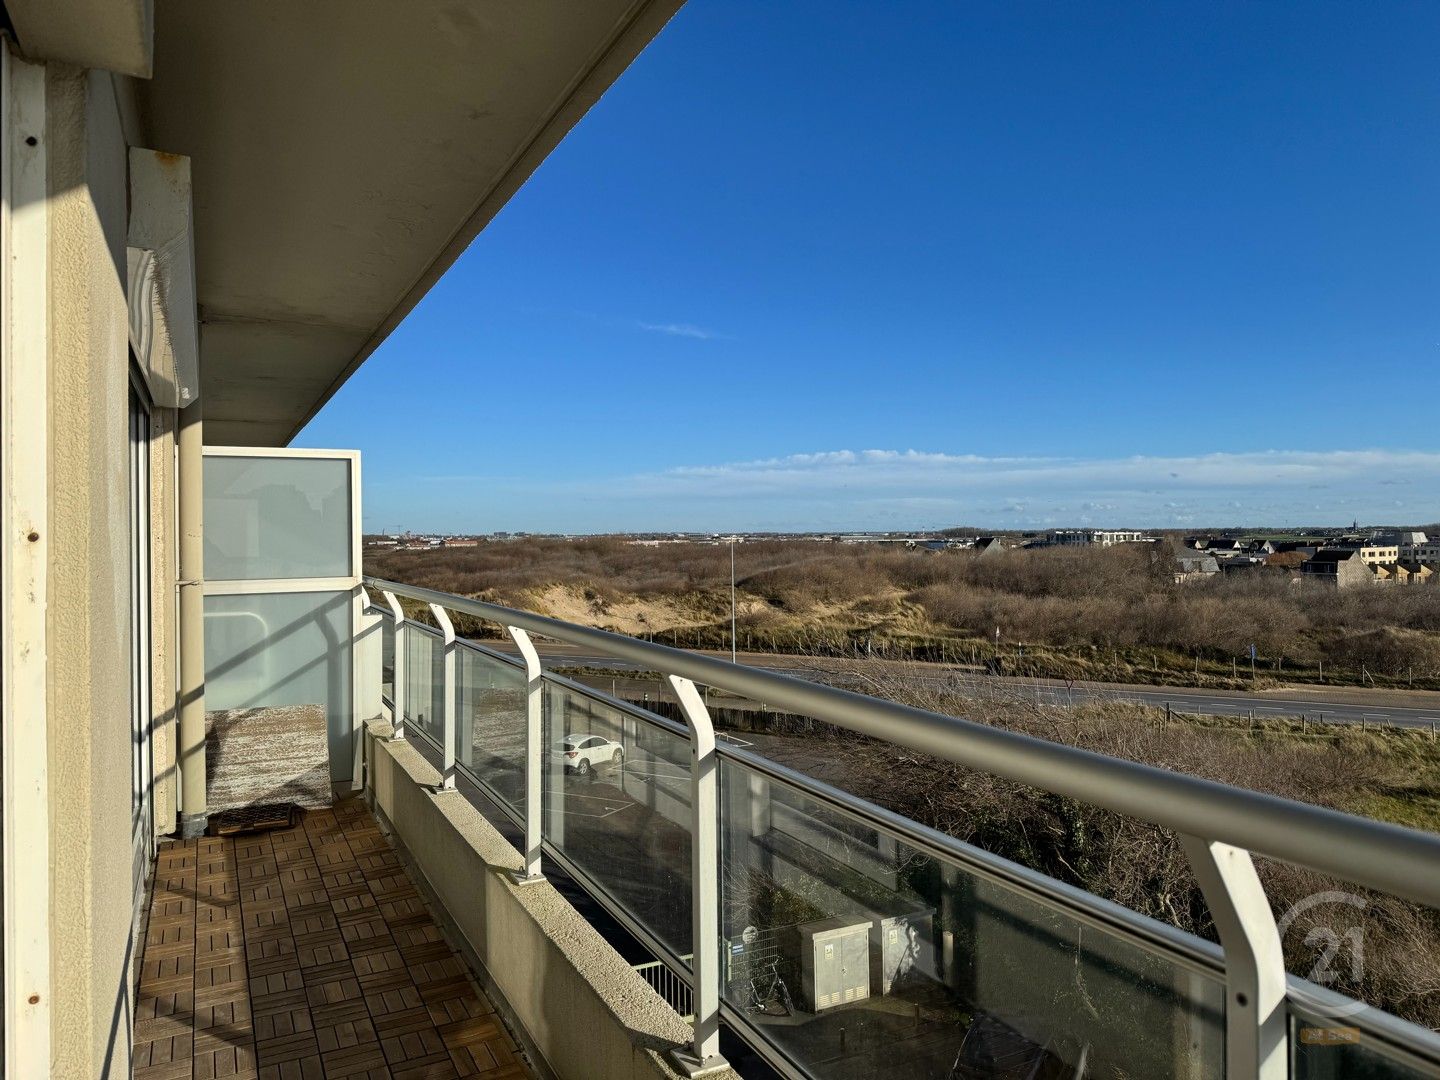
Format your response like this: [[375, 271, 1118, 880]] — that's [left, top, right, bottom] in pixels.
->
[[133, 807, 534, 1080]]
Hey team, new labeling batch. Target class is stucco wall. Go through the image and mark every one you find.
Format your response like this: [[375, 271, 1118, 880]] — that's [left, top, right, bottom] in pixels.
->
[[44, 62, 142, 1080], [364, 721, 736, 1080]]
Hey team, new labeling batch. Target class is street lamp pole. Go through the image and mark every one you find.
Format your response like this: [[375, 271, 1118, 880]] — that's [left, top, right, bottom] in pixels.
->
[[730, 540, 738, 664]]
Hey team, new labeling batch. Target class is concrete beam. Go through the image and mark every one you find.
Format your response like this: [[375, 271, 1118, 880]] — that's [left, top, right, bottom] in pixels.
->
[[5, 0, 152, 77]]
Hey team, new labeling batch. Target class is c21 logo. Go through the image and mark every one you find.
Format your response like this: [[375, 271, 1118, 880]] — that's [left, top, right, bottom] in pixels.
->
[[1277, 891, 1367, 1020]]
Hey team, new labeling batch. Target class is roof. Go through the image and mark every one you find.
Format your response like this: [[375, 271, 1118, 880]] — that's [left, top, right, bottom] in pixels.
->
[[1175, 552, 1219, 573], [133, 0, 682, 445], [1306, 548, 1361, 566]]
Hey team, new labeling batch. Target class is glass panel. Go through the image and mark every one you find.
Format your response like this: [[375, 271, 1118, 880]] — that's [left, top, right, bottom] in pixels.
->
[[405, 625, 444, 746], [719, 757, 1225, 1079], [203, 455, 351, 579], [543, 681, 693, 960], [1265, 860, 1437, 1064], [458, 646, 526, 815], [1290, 1005, 1437, 1079], [202, 590, 353, 781], [378, 610, 395, 703]]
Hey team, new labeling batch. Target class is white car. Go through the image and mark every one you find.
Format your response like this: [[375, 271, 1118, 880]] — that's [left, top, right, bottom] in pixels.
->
[[556, 733, 624, 776]]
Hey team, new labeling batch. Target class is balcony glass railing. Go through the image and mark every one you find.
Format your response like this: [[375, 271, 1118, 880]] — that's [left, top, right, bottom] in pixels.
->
[[458, 643, 527, 816], [362, 577, 1440, 1080]]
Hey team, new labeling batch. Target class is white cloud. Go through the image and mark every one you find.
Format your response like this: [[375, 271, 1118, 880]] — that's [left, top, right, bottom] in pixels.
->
[[636, 321, 721, 340], [582, 448, 1440, 529], [374, 448, 1440, 533]]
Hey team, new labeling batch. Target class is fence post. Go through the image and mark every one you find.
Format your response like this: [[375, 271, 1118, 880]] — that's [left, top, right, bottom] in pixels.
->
[[1181, 836, 1287, 1079], [429, 603, 457, 791], [382, 590, 408, 740], [506, 626, 546, 885], [664, 674, 728, 1077]]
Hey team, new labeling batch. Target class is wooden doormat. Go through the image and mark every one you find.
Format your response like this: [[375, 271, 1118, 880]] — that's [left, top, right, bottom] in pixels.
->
[[206, 802, 299, 837]]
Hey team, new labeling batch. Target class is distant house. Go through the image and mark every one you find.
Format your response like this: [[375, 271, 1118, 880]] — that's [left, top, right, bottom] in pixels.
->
[[1265, 541, 1318, 557], [973, 536, 1011, 557], [1173, 551, 1220, 583], [1390, 562, 1434, 586], [1219, 555, 1267, 574], [1301, 548, 1375, 588]]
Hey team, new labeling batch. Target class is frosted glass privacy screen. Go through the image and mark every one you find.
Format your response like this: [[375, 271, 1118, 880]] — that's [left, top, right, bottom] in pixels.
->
[[204, 455, 352, 579], [203, 590, 354, 781]]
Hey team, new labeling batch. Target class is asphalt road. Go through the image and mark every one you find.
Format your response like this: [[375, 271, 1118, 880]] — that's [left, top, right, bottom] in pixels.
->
[[1015, 683, 1440, 729], [481, 641, 1440, 731]]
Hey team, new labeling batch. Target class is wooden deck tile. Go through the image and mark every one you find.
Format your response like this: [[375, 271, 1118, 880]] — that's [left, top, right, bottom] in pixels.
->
[[314, 1015, 378, 1054], [252, 1030, 319, 1066], [133, 806, 533, 1080], [252, 1003, 314, 1043], [308, 998, 372, 1033]]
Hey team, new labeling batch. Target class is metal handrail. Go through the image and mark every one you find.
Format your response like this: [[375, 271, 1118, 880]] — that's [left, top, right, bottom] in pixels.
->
[[406, 625, 1229, 979], [365, 575, 1440, 909]]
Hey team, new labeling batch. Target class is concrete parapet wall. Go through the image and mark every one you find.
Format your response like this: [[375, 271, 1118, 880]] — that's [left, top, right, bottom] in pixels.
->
[[363, 720, 735, 1080]]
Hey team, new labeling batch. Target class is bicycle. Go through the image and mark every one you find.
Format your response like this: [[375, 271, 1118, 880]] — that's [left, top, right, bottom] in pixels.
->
[[743, 957, 796, 1017]]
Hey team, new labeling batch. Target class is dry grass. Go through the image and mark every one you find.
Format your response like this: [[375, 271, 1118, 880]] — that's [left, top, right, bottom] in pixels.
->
[[368, 538, 1440, 685], [747, 669, 1440, 1031]]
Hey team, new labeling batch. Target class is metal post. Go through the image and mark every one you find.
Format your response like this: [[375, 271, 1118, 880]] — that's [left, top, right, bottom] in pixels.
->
[[1181, 836, 1287, 1079], [665, 674, 728, 1077], [177, 401, 208, 837], [353, 589, 385, 787], [429, 603, 457, 790], [506, 626, 545, 885], [730, 541, 737, 665], [382, 590, 407, 739]]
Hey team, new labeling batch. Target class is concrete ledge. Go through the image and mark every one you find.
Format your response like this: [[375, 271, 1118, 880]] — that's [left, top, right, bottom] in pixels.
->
[[363, 721, 731, 1080]]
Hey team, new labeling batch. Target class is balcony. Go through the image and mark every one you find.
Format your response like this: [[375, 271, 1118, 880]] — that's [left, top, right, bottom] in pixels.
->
[[150, 568, 1440, 1080]]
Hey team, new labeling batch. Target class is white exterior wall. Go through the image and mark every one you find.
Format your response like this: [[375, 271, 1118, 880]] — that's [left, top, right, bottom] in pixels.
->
[[3, 47, 175, 1078]]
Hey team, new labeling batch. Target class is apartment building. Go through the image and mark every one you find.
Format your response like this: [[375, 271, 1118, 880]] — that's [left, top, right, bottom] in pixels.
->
[[1383, 532, 1440, 564], [1048, 528, 1146, 547], [1356, 541, 1402, 566], [3, 6, 1440, 1080]]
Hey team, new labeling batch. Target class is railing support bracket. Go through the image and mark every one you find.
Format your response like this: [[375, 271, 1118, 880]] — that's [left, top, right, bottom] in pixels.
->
[[1181, 835, 1287, 1079], [381, 590, 408, 739], [668, 1049, 731, 1079], [507, 625, 546, 885], [665, 675, 728, 1075], [430, 603, 458, 790]]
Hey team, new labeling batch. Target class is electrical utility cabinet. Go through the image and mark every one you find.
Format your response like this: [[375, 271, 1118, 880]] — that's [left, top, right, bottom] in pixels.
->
[[799, 917, 871, 1012], [869, 909, 934, 995]]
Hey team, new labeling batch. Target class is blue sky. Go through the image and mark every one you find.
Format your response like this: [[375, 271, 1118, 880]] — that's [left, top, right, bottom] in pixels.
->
[[298, 1, 1440, 534]]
